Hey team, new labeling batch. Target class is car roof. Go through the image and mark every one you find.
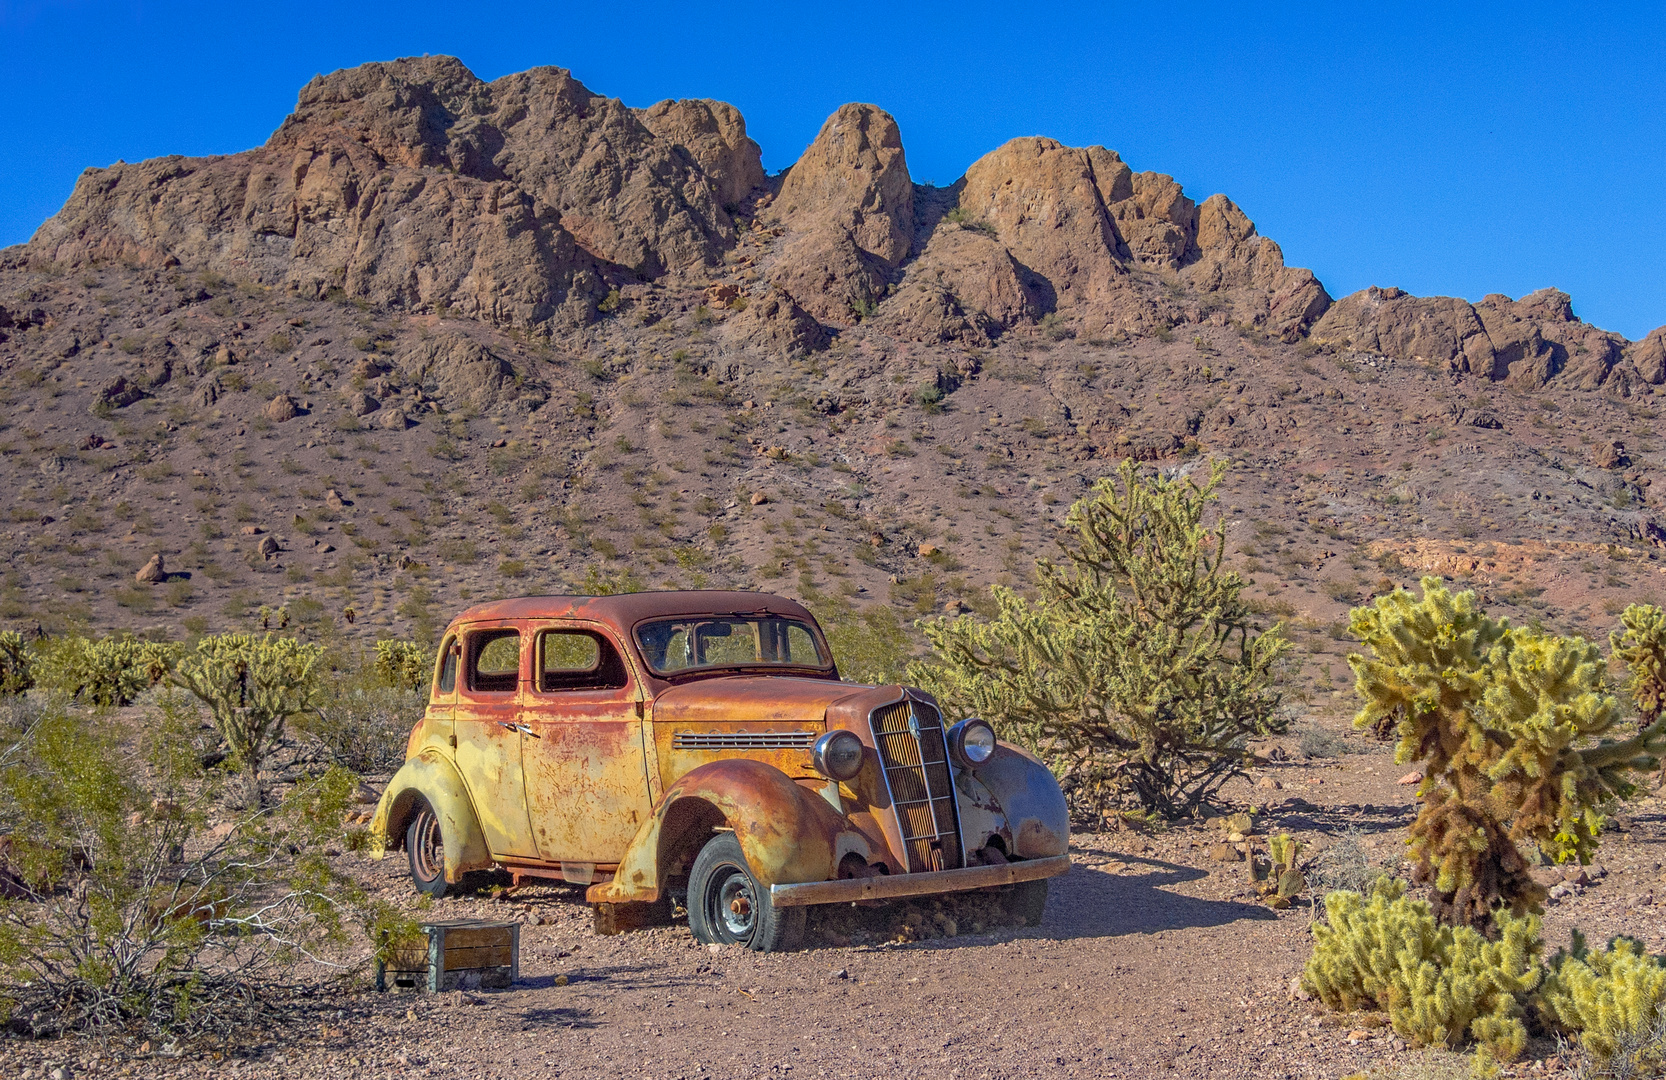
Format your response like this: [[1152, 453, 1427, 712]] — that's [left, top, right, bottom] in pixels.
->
[[446, 591, 820, 629]]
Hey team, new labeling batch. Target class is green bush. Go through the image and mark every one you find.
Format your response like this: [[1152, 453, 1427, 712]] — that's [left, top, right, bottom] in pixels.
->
[[31, 634, 179, 707], [169, 634, 324, 805], [1302, 880, 1540, 1061], [0, 695, 415, 1036], [1348, 581, 1666, 928], [0, 630, 31, 694], [1536, 932, 1666, 1066], [818, 600, 911, 686], [909, 459, 1289, 817]]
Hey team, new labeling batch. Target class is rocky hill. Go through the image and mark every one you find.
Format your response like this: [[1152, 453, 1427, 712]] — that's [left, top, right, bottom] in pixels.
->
[[4, 55, 1665, 687]]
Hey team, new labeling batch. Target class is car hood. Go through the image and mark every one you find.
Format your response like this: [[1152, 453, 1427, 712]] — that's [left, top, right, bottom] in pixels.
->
[[650, 675, 880, 725]]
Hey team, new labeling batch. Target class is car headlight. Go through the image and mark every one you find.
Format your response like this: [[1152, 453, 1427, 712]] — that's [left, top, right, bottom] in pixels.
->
[[947, 718, 997, 769], [812, 729, 865, 782]]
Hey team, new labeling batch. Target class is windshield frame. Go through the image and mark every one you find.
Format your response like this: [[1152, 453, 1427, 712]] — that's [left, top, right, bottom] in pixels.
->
[[631, 613, 835, 678]]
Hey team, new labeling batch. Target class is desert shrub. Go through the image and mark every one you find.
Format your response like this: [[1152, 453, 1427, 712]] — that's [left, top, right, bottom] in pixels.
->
[[910, 459, 1289, 817], [296, 676, 420, 775], [1308, 827, 1396, 897], [1348, 581, 1666, 928], [372, 639, 432, 692], [1536, 932, 1666, 1068], [30, 634, 179, 707], [0, 695, 414, 1036], [1303, 879, 1541, 1061], [1298, 725, 1367, 759], [818, 600, 912, 686], [169, 634, 325, 805], [0, 630, 31, 694]]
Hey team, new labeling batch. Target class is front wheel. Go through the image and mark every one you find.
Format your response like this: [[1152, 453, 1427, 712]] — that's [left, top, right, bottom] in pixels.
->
[[406, 799, 451, 898], [687, 833, 804, 952]]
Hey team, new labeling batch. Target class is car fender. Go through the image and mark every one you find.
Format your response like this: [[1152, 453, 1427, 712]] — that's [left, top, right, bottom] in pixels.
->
[[588, 758, 872, 905], [960, 742, 1070, 860], [369, 751, 494, 883]]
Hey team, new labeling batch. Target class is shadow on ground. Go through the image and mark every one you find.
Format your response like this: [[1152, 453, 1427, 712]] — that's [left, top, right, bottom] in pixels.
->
[[1043, 860, 1278, 939]]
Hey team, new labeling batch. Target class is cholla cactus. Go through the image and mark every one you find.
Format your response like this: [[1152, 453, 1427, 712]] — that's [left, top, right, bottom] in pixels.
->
[[1535, 932, 1666, 1066], [910, 459, 1289, 818], [1348, 580, 1666, 928], [372, 639, 432, 692], [170, 634, 324, 805], [31, 634, 179, 708], [1302, 879, 1541, 1061], [0, 631, 30, 695]]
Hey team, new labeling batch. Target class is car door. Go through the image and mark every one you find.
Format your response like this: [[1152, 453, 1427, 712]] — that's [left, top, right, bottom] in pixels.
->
[[451, 622, 537, 860], [518, 622, 655, 867]]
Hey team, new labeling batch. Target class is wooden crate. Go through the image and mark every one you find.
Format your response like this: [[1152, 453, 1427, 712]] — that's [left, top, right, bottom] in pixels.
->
[[376, 919, 520, 992]]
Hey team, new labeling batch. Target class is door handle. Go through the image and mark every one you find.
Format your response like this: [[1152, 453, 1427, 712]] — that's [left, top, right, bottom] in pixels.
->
[[498, 722, 540, 739]]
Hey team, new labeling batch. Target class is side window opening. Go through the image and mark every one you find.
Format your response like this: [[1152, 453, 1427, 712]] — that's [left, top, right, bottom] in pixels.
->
[[436, 636, 459, 694], [539, 629, 628, 692], [468, 629, 521, 694]]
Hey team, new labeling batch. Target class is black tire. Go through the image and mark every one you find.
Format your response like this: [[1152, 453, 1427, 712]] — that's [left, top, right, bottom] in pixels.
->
[[405, 799, 451, 899], [1005, 878, 1049, 927], [687, 833, 805, 953]]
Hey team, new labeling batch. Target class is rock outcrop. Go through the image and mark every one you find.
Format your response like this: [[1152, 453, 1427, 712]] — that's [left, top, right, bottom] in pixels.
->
[[877, 136, 1329, 343], [768, 104, 914, 325], [1310, 286, 1638, 392], [637, 99, 765, 209], [396, 330, 547, 413], [28, 57, 742, 331]]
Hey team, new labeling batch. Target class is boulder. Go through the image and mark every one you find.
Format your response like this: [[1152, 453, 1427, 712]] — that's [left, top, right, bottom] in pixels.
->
[[345, 391, 379, 416], [378, 407, 412, 431], [263, 394, 299, 422], [256, 535, 280, 557], [1309, 287, 1495, 370], [94, 376, 145, 411], [134, 553, 166, 584]]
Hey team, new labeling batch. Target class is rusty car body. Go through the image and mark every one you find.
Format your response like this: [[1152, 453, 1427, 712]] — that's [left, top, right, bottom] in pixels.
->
[[370, 591, 1069, 950]]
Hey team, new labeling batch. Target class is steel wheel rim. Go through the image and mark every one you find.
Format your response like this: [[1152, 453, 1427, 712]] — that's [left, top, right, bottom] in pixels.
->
[[413, 810, 443, 882], [712, 866, 755, 941]]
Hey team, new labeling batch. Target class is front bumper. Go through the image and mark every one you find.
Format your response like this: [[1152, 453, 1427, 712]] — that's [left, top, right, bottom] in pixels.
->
[[768, 854, 1071, 908]]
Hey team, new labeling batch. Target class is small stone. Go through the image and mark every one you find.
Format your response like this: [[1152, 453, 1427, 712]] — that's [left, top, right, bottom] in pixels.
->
[[831, 968, 849, 980], [324, 488, 348, 509], [1256, 777, 1282, 790], [240, 525, 264, 535], [491, 438, 508, 448], [749, 492, 768, 505], [918, 543, 939, 557], [1397, 771, 1422, 785], [1347, 1029, 1371, 1043], [1208, 843, 1242, 862], [134, 553, 166, 584]]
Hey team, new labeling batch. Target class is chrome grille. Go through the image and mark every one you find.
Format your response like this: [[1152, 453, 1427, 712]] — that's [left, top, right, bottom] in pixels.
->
[[869, 698, 963, 872], [670, 730, 818, 750]]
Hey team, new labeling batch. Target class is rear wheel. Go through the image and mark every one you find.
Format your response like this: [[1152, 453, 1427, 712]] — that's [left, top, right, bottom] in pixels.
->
[[687, 833, 804, 952], [406, 799, 451, 898]]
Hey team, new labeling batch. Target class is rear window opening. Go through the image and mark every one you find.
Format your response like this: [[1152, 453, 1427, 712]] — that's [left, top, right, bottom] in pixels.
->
[[538, 629, 628, 692]]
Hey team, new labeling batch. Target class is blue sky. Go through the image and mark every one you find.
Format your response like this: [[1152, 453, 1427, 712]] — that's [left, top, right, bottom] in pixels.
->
[[3, 1, 1663, 338]]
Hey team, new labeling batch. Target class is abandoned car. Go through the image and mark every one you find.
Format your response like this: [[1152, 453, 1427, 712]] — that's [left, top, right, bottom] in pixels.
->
[[370, 591, 1070, 951]]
